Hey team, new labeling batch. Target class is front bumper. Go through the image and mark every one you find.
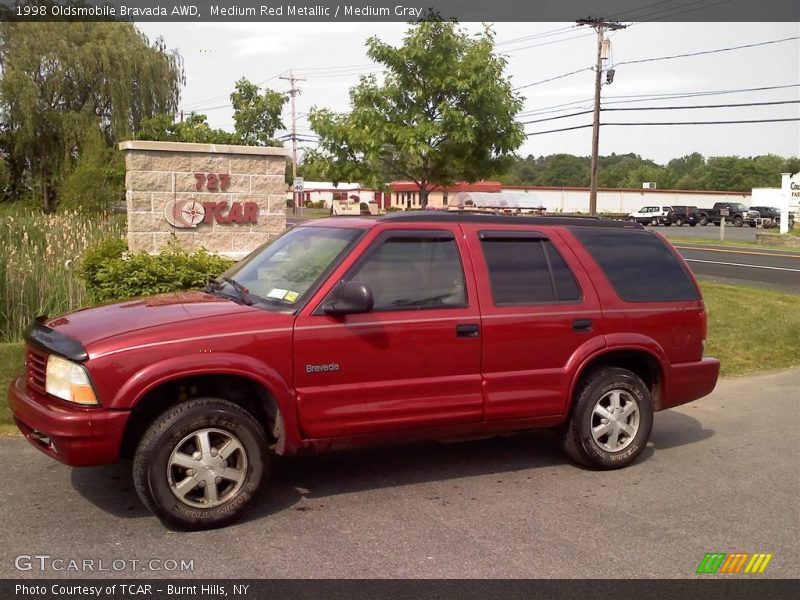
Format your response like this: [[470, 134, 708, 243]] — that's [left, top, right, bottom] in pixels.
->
[[660, 357, 721, 410], [8, 375, 129, 466]]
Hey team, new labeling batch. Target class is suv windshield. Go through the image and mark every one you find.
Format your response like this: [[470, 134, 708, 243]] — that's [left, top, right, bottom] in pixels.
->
[[215, 226, 362, 309]]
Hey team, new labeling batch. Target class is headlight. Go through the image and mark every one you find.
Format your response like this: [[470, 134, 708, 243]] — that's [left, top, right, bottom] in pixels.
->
[[45, 355, 98, 405]]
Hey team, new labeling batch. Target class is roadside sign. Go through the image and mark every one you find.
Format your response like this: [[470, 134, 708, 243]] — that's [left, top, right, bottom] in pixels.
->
[[720, 208, 729, 217], [293, 177, 304, 193]]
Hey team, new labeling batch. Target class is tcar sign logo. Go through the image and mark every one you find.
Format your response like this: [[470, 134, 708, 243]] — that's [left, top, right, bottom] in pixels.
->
[[165, 199, 206, 228], [164, 199, 259, 228]]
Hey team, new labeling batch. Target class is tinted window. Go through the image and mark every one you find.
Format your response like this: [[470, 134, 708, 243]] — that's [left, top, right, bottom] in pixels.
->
[[480, 237, 582, 305], [571, 229, 699, 302], [349, 234, 466, 310]]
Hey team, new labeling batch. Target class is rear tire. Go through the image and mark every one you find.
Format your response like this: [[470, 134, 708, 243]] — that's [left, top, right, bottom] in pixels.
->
[[675, 218, 684, 227], [560, 367, 653, 470], [133, 398, 269, 530], [699, 215, 708, 226], [650, 218, 659, 226]]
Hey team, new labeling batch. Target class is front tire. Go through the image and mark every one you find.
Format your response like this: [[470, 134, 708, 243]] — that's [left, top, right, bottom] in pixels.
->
[[133, 398, 269, 530], [675, 218, 684, 227], [699, 215, 708, 226], [560, 368, 653, 470], [733, 215, 744, 227]]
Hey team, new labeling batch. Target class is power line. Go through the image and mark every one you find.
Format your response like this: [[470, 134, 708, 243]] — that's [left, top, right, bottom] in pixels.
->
[[519, 99, 799, 125], [602, 82, 800, 102], [524, 117, 800, 136], [604, 118, 800, 125], [524, 124, 595, 137], [603, 99, 800, 111], [512, 36, 799, 92], [615, 35, 799, 67], [513, 67, 595, 91], [520, 110, 594, 125]]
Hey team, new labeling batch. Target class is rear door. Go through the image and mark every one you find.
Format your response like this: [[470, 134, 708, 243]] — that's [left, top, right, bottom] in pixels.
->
[[293, 224, 483, 438], [462, 224, 604, 420]]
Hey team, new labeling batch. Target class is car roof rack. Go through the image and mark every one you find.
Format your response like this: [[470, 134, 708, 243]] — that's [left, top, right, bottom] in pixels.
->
[[381, 211, 643, 229]]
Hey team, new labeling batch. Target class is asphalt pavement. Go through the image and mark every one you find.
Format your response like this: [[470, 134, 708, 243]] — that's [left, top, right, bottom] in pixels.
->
[[1, 369, 798, 579], [672, 243, 800, 295]]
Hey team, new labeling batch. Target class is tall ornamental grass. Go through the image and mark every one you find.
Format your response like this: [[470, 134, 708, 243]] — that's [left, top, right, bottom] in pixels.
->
[[0, 209, 125, 342]]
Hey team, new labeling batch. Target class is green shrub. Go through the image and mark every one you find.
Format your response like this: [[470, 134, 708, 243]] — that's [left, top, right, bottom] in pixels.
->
[[80, 237, 235, 303]]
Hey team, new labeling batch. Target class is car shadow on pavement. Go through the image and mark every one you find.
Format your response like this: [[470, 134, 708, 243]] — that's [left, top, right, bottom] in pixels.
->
[[69, 410, 711, 523], [243, 430, 571, 523], [650, 410, 715, 450], [70, 460, 150, 519]]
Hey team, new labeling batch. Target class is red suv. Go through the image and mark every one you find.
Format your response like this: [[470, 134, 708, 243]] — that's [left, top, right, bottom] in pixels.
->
[[9, 213, 720, 529]]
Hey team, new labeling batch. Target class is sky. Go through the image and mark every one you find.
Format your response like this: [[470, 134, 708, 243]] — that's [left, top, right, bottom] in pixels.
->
[[136, 21, 800, 165]]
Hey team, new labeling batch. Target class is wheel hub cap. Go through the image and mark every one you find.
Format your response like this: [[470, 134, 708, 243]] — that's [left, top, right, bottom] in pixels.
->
[[167, 428, 248, 509], [590, 389, 640, 452]]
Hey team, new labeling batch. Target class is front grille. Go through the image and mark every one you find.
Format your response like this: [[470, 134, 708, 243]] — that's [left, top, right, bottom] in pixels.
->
[[26, 347, 48, 395]]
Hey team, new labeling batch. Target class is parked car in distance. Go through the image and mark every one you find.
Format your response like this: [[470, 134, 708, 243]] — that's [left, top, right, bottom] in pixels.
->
[[628, 205, 673, 226], [9, 213, 720, 530], [744, 206, 796, 229], [667, 205, 699, 227], [697, 202, 749, 227]]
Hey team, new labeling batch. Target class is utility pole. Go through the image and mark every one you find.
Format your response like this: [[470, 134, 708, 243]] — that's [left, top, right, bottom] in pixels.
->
[[577, 17, 626, 216], [279, 70, 306, 214]]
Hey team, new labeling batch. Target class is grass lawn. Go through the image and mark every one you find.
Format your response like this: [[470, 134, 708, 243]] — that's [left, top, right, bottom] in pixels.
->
[[702, 282, 800, 376], [1, 282, 798, 434]]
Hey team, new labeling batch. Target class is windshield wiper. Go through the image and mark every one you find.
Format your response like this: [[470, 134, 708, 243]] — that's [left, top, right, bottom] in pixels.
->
[[221, 276, 255, 306]]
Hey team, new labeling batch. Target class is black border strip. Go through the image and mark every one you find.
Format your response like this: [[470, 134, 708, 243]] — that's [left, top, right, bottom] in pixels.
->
[[2, 579, 798, 600], [3, 0, 799, 22]]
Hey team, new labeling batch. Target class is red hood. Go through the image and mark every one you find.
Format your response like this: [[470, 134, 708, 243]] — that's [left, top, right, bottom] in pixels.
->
[[45, 291, 256, 347]]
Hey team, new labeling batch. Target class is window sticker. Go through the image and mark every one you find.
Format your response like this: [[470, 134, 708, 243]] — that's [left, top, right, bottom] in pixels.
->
[[283, 291, 299, 303], [267, 288, 289, 300]]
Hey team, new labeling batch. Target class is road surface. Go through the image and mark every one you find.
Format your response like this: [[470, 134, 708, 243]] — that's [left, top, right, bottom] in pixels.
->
[[1, 369, 798, 579], [672, 243, 800, 294]]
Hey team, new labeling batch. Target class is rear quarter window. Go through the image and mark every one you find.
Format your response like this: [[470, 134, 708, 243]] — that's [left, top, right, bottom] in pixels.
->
[[570, 228, 699, 302]]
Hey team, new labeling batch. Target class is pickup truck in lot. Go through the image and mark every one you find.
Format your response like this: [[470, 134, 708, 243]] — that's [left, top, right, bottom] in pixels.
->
[[697, 202, 749, 227], [9, 213, 720, 529], [744, 206, 796, 229]]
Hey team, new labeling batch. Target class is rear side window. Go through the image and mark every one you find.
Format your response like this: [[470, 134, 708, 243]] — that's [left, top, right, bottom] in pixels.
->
[[480, 235, 582, 305], [571, 229, 698, 302]]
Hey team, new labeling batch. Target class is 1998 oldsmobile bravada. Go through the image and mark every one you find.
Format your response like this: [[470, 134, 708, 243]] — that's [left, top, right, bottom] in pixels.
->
[[9, 213, 720, 529]]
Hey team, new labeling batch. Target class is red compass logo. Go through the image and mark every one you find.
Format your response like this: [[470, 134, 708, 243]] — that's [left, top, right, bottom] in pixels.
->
[[165, 198, 206, 228]]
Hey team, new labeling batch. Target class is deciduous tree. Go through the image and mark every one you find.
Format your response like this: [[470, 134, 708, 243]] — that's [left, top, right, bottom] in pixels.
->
[[0, 21, 183, 210], [310, 19, 524, 206]]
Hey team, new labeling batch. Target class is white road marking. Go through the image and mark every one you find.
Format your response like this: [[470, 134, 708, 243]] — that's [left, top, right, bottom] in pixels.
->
[[684, 258, 800, 273]]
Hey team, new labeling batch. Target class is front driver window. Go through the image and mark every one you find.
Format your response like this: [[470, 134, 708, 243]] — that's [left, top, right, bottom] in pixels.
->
[[347, 233, 467, 311]]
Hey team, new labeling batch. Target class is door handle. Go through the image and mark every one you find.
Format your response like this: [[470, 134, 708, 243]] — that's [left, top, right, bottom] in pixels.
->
[[456, 324, 480, 338], [573, 319, 593, 332]]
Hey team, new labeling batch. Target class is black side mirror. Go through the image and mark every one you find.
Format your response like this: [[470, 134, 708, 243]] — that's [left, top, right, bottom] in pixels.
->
[[323, 281, 374, 316]]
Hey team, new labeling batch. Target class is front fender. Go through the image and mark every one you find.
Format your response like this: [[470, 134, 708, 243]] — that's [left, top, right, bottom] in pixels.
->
[[109, 352, 301, 451]]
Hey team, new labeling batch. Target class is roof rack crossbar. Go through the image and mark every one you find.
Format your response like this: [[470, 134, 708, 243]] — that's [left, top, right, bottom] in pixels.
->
[[380, 212, 643, 229]]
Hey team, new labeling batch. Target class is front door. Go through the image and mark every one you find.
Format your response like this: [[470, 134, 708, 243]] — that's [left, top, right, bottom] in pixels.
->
[[293, 226, 483, 438]]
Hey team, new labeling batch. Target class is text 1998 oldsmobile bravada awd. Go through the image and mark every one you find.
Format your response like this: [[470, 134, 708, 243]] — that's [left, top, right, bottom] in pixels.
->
[[9, 213, 720, 529]]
